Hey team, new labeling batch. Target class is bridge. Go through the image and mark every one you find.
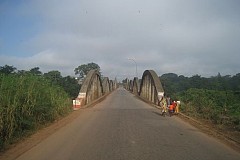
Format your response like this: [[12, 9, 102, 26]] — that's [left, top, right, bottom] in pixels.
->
[[73, 69, 165, 110], [2, 70, 240, 160]]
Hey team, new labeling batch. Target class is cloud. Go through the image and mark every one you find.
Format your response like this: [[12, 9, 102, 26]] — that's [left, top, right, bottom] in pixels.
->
[[1, 0, 240, 80]]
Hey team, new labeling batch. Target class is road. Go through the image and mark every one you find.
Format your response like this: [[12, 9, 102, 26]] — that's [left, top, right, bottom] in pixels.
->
[[16, 87, 240, 160]]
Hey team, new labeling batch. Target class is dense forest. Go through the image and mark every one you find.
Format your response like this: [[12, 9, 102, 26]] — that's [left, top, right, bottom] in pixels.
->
[[160, 73, 240, 132]]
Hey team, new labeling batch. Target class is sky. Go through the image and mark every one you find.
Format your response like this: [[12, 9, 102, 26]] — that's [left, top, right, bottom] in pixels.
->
[[0, 0, 240, 80]]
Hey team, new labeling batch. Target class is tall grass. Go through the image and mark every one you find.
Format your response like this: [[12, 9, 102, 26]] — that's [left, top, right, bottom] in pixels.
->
[[0, 74, 71, 150]]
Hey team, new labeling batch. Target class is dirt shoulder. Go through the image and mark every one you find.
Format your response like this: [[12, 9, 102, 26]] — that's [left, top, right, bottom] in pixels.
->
[[0, 108, 83, 160]]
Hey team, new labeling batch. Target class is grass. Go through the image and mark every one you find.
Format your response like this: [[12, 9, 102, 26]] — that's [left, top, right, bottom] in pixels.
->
[[0, 74, 72, 150]]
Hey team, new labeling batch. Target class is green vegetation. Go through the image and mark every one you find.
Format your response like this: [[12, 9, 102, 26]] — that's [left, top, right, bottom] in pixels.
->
[[0, 74, 71, 150], [0, 65, 81, 150], [160, 73, 240, 131], [0, 63, 101, 150], [43, 71, 80, 99], [1, 62, 238, 149]]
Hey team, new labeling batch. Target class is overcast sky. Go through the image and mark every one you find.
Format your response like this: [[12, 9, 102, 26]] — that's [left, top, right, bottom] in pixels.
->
[[0, 0, 240, 80]]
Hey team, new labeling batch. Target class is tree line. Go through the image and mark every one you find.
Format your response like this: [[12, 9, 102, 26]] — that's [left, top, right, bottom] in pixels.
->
[[160, 73, 240, 96], [0, 65, 81, 99]]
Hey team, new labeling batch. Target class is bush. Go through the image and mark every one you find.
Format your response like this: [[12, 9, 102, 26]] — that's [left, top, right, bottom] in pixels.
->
[[177, 88, 240, 127], [0, 74, 71, 150]]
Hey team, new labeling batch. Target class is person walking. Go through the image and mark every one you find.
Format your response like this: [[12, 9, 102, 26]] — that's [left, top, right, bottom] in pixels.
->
[[161, 98, 167, 116], [175, 101, 180, 114]]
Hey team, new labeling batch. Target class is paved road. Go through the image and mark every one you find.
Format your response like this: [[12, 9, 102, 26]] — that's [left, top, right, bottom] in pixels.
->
[[16, 88, 240, 160]]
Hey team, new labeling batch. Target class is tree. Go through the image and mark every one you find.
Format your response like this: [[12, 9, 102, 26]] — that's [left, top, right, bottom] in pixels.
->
[[29, 67, 42, 76], [74, 62, 100, 80], [0, 65, 17, 74], [230, 73, 240, 91], [59, 76, 80, 98], [44, 70, 62, 83], [43, 71, 80, 98], [17, 70, 28, 75], [160, 73, 179, 96]]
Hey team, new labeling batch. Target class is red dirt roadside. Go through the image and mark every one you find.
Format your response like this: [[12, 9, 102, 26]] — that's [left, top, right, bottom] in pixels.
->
[[0, 108, 84, 160]]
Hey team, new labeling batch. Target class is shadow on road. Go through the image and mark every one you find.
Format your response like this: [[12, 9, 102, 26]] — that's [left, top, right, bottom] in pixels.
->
[[152, 111, 163, 116]]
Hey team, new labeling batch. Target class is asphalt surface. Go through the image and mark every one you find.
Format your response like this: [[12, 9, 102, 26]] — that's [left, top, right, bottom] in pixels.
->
[[16, 87, 240, 160]]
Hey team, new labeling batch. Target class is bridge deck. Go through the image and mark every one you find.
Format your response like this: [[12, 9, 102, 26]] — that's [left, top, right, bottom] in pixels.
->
[[15, 88, 240, 160]]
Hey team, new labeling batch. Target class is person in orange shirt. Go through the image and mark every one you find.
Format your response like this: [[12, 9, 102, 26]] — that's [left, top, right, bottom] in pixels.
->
[[168, 104, 174, 117], [172, 101, 177, 114]]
